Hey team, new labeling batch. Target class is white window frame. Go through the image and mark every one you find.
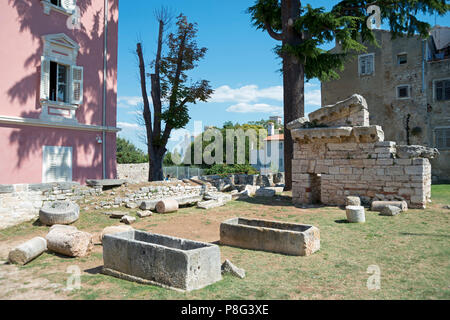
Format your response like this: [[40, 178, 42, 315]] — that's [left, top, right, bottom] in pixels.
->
[[397, 52, 408, 65], [41, 0, 76, 16], [396, 84, 411, 99], [40, 34, 83, 121], [42, 146, 73, 183], [434, 127, 450, 150], [433, 78, 450, 102], [358, 53, 375, 76]]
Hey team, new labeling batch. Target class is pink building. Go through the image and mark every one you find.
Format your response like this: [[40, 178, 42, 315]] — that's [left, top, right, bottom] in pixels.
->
[[0, 0, 119, 185]]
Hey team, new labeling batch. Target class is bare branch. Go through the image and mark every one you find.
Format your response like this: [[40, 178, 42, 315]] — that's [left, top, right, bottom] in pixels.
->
[[265, 20, 283, 41]]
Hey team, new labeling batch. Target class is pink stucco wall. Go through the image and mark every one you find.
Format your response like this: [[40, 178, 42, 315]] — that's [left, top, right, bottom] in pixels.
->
[[0, 0, 118, 184], [0, 125, 117, 185]]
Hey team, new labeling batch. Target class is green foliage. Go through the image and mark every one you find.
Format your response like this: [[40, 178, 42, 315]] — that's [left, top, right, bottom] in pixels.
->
[[184, 121, 268, 168], [205, 164, 259, 176], [249, 0, 450, 81], [163, 150, 182, 166], [156, 14, 214, 130], [116, 137, 148, 164], [248, 119, 284, 132]]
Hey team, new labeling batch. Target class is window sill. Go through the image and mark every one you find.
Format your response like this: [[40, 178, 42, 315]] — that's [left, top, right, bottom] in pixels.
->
[[41, 100, 78, 110], [41, 1, 74, 16]]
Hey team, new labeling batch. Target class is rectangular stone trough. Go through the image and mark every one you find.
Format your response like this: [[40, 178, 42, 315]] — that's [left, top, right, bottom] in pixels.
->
[[102, 230, 222, 292], [220, 218, 320, 256]]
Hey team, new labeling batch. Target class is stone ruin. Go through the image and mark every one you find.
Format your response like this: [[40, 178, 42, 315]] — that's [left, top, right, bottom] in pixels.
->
[[288, 94, 439, 209]]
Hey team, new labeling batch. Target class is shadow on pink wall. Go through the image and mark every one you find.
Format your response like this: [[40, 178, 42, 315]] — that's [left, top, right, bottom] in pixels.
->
[[5, 0, 118, 182]]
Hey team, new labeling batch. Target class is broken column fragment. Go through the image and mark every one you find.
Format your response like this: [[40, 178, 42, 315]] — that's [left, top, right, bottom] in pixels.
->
[[8, 237, 47, 265]]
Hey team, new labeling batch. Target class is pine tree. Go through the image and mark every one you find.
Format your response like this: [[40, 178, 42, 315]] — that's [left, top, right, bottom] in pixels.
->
[[248, 0, 449, 190]]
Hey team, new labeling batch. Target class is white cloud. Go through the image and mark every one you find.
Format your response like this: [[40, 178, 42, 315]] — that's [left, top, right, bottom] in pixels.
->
[[212, 83, 321, 115], [118, 96, 143, 108], [210, 85, 283, 103], [226, 103, 283, 114], [305, 88, 322, 107], [169, 128, 191, 142], [117, 121, 140, 129]]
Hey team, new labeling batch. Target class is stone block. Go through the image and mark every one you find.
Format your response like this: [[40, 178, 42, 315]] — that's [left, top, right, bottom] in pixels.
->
[[346, 206, 366, 223], [102, 230, 222, 291], [8, 237, 47, 265], [371, 201, 408, 212], [380, 205, 402, 216], [346, 196, 361, 206], [220, 217, 320, 256], [39, 201, 79, 226], [46, 225, 93, 257]]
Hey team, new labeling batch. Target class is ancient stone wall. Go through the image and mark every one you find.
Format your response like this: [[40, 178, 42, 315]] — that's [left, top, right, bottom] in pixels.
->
[[117, 163, 149, 182], [292, 141, 432, 208], [289, 94, 436, 209], [0, 183, 102, 229], [321, 30, 449, 183]]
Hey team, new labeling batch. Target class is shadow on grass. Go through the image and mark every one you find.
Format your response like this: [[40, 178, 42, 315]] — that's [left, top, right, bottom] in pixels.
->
[[399, 232, 450, 238], [32, 219, 44, 227], [46, 251, 78, 260], [85, 266, 103, 275], [335, 219, 349, 224], [235, 195, 295, 207]]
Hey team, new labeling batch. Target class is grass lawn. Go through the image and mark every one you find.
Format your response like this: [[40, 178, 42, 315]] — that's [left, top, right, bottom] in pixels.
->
[[0, 185, 449, 300]]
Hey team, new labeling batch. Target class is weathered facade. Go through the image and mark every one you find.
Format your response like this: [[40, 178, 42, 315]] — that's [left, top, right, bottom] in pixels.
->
[[289, 95, 437, 209], [321, 28, 450, 182]]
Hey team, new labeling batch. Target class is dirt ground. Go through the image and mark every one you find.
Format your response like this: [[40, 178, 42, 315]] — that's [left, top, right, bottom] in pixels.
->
[[0, 196, 289, 299]]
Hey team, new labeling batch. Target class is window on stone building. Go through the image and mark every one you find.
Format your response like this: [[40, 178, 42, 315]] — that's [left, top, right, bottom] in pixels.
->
[[397, 53, 407, 65], [397, 85, 411, 99], [435, 128, 450, 150], [358, 53, 374, 76], [435, 79, 450, 101]]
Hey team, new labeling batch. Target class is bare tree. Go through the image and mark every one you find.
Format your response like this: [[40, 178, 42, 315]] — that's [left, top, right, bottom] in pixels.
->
[[136, 10, 213, 181]]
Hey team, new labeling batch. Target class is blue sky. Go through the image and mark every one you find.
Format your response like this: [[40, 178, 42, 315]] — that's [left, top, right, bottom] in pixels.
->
[[116, 0, 450, 153]]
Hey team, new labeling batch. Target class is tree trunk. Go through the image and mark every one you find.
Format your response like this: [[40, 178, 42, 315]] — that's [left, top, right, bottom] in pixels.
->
[[148, 145, 164, 182], [283, 57, 304, 191], [281, 0, 304, 191]]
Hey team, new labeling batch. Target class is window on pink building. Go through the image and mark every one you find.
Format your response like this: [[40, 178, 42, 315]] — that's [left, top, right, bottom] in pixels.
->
[[49, 62, 69, 103]]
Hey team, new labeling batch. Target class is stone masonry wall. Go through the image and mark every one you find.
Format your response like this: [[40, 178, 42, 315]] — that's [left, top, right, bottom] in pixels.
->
[[292, 141, 432, 208], [0, 182, 102, 230], [117, 163, 149, 182], [290, 94, 436, 209]]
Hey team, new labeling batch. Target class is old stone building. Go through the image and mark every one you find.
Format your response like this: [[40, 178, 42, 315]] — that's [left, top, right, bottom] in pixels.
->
[[321, 28, 450, 182], [288, 94, 437, 209]]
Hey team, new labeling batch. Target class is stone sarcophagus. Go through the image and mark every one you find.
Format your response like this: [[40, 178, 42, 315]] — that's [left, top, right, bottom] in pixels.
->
[[220, 217, 320, 256], [288, 94, 438, 209], [102, 230, 222, 291]]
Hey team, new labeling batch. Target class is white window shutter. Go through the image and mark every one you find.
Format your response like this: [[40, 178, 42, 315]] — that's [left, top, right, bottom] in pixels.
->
[[367, 56, 373, 74], [43, 146, 73, 183], [40, 57, 50, 101], [71, 66, 83, 105]]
